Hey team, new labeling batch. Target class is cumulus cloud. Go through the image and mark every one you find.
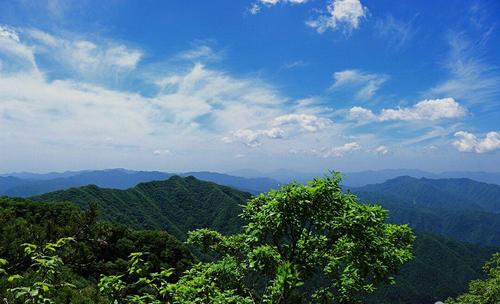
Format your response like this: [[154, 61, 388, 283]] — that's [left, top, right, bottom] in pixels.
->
[[331, 69, 388, 99], [223, 127, 285, 147], [271, 113, 332, 132], [453, 131, 500, 153], [223, 113, 332, 147], [349, 98, 467, 122], [312, 142, 361, 158], [307, 0, 367, 33]]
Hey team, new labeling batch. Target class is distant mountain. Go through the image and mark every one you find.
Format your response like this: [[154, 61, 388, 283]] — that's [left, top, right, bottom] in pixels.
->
[[0, 170, 87, 180], [182, 171, 280, 194], [31, 175, 251, 240], [0, 176, 28, 193], [0, 169, 281, 197], [1, 169, 172, 197], [227, 168, 500, 186], [342, 169, 433, 187], [350, 176, 500, 246], [353, 176, 500, 213]]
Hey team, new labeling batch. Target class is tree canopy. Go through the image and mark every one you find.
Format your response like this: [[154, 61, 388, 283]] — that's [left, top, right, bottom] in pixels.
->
[[183, 173, 415, 303], [446, 253, 500, 304]]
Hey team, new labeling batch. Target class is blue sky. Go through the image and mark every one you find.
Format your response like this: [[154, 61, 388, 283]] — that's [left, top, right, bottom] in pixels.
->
[[0, 0, 499, 173]]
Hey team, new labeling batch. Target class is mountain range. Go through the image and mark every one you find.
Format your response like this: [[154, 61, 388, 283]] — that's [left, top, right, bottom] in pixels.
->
[[25, 174, 500, 304], [0, 169, 280, 197], [2, 168, 500, 198], [31, 175, 250, 240], [228, 168, 500, 186]]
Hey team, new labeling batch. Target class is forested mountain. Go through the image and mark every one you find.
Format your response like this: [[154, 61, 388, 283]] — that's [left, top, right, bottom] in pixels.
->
[[31, 175, 250, 239], [367, 233, 497, 304], [228, 168, 500, 186], [0, 169, 280, 197], [3, 178, 497, 304], [350, 177, 500, 246], [353, 176, 500, 213], [181, 171, 280, 194], [0, 197, 195, 302]]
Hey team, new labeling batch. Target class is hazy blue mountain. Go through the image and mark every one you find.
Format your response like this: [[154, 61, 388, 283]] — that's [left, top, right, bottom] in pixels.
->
[[353, 176, 500, 213], [0, 170, 86, 180], [342, 169, 434, 187], [437, 171, 500, 186], [348, 176, 500, 246], [0, 169, 283, 197], [1, 169, 172, 197], [353, 190, 500, 246], [182, 171, 280, 194], [0, 176, 29, 193], [227, 168, 500, 186]]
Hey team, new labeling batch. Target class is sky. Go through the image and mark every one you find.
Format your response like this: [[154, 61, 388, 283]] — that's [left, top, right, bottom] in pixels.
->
[[0, 0, 499, 174]]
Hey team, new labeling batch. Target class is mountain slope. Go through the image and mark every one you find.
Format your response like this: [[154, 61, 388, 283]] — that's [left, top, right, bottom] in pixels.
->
[[368, 233, 497, 304], [31, 175, 251, 239], [2, 169, 172, 197], [351, 178, 500, 246], [354, 176, 500, 213], [182, 171, 280, 194]]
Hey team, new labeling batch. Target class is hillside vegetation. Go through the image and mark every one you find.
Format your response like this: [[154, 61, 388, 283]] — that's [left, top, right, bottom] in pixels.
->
[[32, 175, 250, 239]]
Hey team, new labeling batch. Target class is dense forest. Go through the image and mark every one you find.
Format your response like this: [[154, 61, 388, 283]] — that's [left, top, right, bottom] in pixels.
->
[[0, 174, 499, 303]]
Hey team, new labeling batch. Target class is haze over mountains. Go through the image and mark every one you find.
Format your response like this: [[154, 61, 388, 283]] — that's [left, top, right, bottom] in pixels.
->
[[2, 168, 500, 198]]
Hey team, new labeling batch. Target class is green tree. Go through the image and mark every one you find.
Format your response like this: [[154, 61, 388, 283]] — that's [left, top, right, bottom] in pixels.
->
[[182, 173, 415, 303], [98, 252, 174, 304], [446, 253, 500, 304], [6, 237, 75, 304]]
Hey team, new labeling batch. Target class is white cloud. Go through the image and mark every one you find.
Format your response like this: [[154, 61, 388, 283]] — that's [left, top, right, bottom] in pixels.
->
[[26, 29, 142, 80], [312, 142, 361, 158], [176, 44, 222, 62], [307, 0, 367, 33], [249, 0, 309, 15], [271, 113, 332, 132], [348, 106, 376, 121], [374, 145, 389, 155], [331, 69, 388, 99], [153, 149, 171, 156], [225, 127, 285, 147], [223, 113, 332, 147], [0, 25, 38, 73], [349, 98, 467, 122], [453, 131, 500, 153]]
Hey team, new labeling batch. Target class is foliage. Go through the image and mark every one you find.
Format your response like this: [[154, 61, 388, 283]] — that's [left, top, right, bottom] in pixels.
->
[[6, 237, 75, 304], [98, 252, 174, 304], [445, 253, 500, 304], [0, 197, 195, 303], [366, 233, 498, 304], [184, 173, 415, 303], [31, 175, 251, 239]]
